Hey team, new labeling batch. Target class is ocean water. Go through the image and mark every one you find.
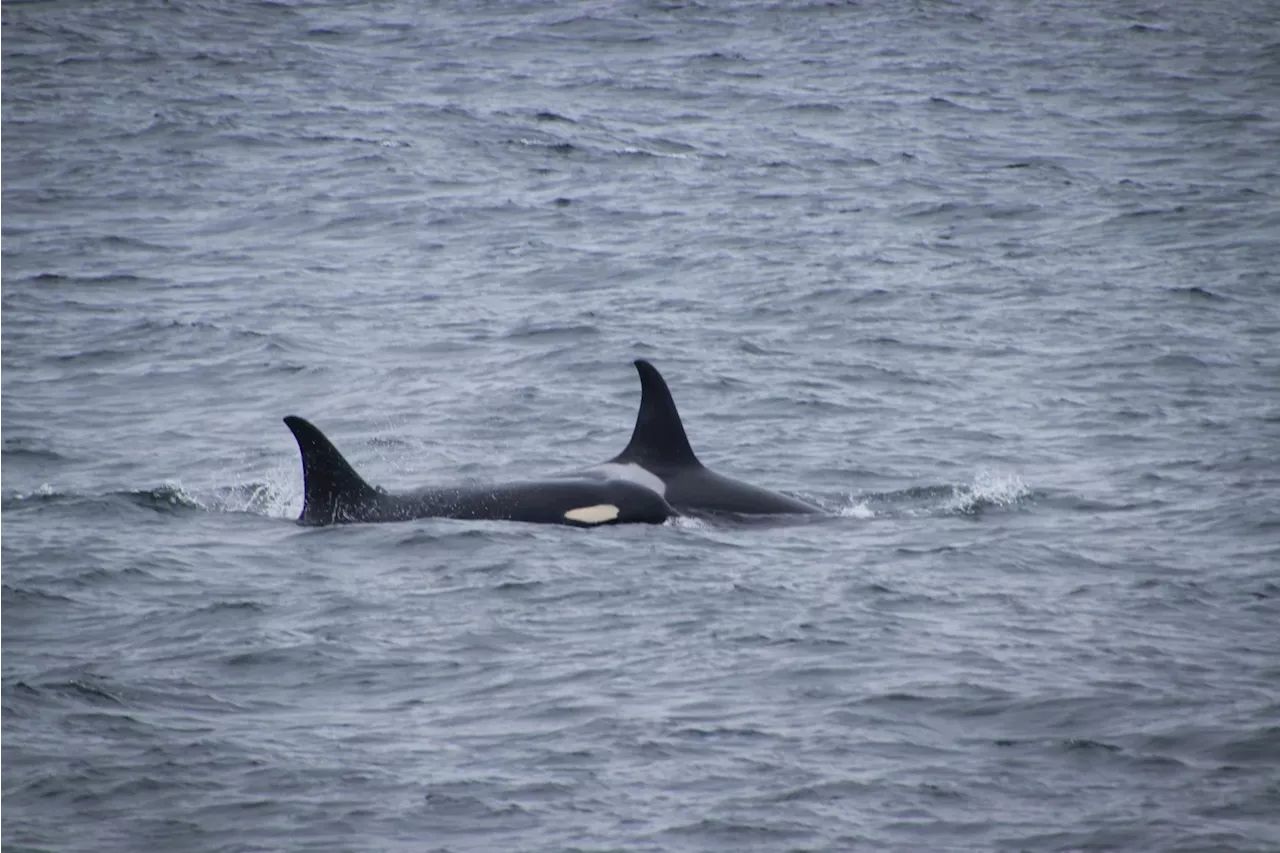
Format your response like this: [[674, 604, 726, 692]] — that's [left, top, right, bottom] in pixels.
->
[[3, 1, 1279, 850]]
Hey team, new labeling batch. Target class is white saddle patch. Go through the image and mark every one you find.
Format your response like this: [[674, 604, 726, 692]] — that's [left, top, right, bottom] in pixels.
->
[[583, 462, 667, 497], [564, 503, 620, 525]]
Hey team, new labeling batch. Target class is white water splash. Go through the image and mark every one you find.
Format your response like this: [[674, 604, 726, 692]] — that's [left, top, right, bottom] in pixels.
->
[[668, 515, 713, 531], [178, 465, 302, 520], [11, 483, 61, 500], [229, 464, 302, 520], [943, 470, 1030, 515], [838, 500, 876, 519]]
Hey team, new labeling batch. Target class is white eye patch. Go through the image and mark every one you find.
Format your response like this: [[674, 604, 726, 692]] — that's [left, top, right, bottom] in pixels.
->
[[564, 504, 620, 524]]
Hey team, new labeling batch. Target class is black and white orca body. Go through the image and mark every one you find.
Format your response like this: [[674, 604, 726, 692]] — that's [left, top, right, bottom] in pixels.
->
[[284, 416, 673, 528], [579, 360, 823, 517]]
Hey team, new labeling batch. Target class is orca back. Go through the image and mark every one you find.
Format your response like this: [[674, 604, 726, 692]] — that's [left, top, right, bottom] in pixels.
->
[[284, 416, 674, 527]]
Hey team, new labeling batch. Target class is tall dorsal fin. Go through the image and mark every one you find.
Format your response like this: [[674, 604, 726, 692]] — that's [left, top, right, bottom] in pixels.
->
[[612, 359, 701, 469], [283, 416, 382, 525]]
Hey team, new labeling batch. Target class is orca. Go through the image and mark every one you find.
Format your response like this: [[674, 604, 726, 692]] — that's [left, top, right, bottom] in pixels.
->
[[581, 360, 824, 516], [283, 416, 673, 527]]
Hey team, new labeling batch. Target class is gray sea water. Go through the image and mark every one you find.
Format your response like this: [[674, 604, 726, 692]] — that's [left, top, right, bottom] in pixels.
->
[[4, 1, 1279, 851]]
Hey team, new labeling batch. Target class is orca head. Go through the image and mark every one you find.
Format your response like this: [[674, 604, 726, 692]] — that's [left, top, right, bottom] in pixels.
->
[[610, 359, 702, 474]]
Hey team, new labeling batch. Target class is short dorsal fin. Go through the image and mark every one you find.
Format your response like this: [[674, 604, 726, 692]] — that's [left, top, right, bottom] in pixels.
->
[[283, 416, 382, 524], [612, 360, 701, 469]]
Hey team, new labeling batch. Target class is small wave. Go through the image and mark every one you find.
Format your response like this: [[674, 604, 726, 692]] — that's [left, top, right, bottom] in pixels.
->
[[614, 145, 698, 160], [121, 485, 206, 514], [673, 725, 770, 741], [513, 138, 577, 154], [860, 484, 957, 504], [493, 580, 545, 595], [783, 101, 844, 113], [392, 526, 532, 548], [533, 110, 575, 123], [17, 271, 157, 287], [1, 584, 76, 606], [1172, 285, 1229, 301], [40, 677, 128, 707], [1212, 725, 1280, 765], [737, 341, 791, 356], [1249, 581, 1279, 600], [1153, 353, 1211, 369], [1, 442, 68, 463], [1061, 738, 1123, 753], [419, 791, 537, 830], [94, 234, 175, 252], [195, 600, 266, 615], [771, 779, 872, 803], [895, 544, 959, 555], [664, 817, 812, 842], [3, 479, 298, 520], [502, 322, 600, 341], [514, 133, 699, 161]]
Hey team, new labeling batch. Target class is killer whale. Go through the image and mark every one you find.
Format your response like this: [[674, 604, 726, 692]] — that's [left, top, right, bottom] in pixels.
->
[[284, 416, 673, 527], [581, 360, 823, 516]]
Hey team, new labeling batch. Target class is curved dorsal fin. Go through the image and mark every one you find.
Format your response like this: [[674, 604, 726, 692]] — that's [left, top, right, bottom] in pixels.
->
[[283, 416, 382, 524], [612, 359, 701, 469]]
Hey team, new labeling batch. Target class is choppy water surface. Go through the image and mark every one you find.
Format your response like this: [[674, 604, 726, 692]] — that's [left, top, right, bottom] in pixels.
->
[[4, 1, 1279, 850]]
